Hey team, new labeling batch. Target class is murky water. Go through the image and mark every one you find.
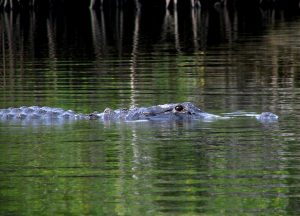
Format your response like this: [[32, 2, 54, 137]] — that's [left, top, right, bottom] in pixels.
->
[[1, 6, 300, 215]]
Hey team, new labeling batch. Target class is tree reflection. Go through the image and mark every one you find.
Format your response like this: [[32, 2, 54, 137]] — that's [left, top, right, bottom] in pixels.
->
[[1, 5, 298, 61], [0, 6, 300, 109]]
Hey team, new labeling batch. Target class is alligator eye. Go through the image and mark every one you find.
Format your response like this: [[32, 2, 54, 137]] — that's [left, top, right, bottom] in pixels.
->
[[175, 105, 184, 112]]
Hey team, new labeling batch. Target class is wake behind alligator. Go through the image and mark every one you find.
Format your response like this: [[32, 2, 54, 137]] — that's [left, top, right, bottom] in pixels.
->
[[0, 102, 278, 124]]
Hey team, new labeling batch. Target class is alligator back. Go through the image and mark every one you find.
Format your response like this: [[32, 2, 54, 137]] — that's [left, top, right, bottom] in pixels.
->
[[0, 106, 86, 121]]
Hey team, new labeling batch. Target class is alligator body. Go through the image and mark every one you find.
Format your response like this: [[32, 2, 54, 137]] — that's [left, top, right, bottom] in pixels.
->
[[0, 102, 278, 124]]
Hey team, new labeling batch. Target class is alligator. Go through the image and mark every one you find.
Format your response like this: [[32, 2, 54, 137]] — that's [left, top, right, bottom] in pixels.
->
[[0, 102, 278, 124]]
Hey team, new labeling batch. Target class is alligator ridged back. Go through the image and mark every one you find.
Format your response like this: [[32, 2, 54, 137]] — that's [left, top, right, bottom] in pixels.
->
[[0, 106, 86, 121]]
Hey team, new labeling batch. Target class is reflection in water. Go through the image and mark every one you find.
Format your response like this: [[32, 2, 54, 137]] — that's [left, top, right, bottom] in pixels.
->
[[90, 10, 107, 58], [1, 6, 300, 111], [129, 7, 140, 107], [1, 5, 289, 61], [0, 119, 294, 215], [1, 4, 300, 215], [1, 4, 298, 60]]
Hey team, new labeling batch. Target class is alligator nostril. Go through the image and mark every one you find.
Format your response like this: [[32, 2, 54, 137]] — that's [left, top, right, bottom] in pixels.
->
[[175, 105, 184, 112]]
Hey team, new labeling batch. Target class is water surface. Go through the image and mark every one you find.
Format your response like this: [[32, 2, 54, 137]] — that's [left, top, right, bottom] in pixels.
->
[[1, 6, 300, 215]]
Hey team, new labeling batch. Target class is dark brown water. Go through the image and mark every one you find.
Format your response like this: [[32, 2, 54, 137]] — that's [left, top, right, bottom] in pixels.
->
[[1, 7, 300, 215]]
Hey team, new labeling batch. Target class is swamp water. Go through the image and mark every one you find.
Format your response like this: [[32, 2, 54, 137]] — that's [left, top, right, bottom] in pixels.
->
[[1, 7, 300, 215]]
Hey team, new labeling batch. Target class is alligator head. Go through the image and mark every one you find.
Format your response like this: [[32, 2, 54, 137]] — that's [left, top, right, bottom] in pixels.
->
[[95, 102, 220, 121]]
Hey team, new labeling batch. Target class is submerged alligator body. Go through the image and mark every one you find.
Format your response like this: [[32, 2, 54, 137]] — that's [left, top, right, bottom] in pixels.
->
[[0, 102, 278, 124]]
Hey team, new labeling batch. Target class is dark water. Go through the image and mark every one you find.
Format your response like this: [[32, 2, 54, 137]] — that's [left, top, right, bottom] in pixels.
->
[[1, 6, 300, 215]]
